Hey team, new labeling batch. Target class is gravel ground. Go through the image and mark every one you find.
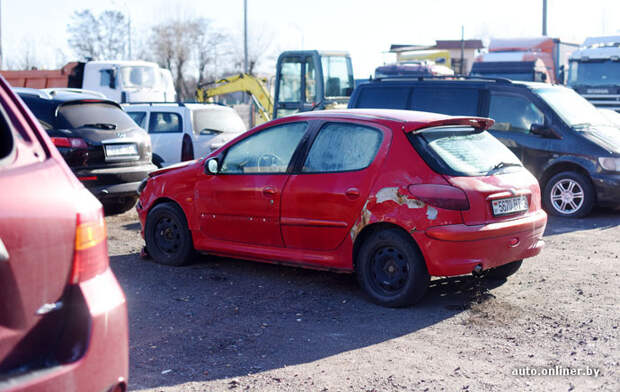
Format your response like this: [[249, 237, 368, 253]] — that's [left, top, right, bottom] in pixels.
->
[[105, 207, 619, 391]]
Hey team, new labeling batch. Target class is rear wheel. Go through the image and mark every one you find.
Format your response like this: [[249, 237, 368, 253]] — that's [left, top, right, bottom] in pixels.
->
[[145, 203, 194, 266], [485, 260, 523, 280], [543, 171, 594, 218], [356, 229, 429, 307], [103, 196, 138, 215]]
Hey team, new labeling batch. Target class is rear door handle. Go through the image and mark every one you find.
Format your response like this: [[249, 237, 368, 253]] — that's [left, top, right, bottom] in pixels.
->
[[0, 238, 9, 263], [345, 187, 360, 200], [263, 186, 277, 197]]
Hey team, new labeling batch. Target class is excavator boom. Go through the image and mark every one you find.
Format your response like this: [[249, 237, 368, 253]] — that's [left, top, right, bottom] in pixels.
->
[[196, 74, 273, 122]]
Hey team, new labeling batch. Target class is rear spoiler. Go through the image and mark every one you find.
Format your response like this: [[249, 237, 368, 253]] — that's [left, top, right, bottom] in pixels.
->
[[405, 117, 494, 133]]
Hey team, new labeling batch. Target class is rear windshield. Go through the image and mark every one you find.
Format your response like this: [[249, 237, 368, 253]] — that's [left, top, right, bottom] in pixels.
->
[[57, 102, 135, 130], [192, 109, 246, 134], [408, 126, 522, 176]]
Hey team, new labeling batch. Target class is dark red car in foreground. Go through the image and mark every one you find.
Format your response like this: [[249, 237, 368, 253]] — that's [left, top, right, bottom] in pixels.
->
[[0, 77, 128, 391], [138, 109, 547, 307]]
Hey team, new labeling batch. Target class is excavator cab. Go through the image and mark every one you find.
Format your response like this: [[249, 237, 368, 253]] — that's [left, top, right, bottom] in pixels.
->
[[273, 50, 354, 119]]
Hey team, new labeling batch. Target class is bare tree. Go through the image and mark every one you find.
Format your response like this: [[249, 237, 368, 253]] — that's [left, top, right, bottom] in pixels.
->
[[230, 22, 276, 75], [195, 18, 228, 86], [67, 9, 127, 60]]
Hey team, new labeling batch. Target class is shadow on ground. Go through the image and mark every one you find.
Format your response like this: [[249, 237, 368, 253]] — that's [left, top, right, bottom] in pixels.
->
[[110, 252, 506, 390], [543, 206, 620, 237]]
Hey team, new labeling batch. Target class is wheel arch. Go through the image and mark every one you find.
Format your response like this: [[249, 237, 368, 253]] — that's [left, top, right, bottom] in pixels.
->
[[146, 196, 191, 227], [352, 222, 424, 271], [540, 160, 595, 197]]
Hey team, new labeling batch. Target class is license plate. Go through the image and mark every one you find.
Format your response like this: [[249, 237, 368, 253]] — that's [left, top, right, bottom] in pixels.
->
[[105, 143, 138, 157], [491, 195, 529, 216]]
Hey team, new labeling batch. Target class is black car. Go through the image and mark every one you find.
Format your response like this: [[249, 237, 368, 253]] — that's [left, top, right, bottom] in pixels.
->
[[349, 77, 620, 217], [16, 88, 156, 213]]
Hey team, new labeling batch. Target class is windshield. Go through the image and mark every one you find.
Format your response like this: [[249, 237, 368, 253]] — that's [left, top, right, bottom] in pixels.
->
[[411, 126, 522, 176], [321, 55, 354, 97], [567, 60, 620, 87], [192, 109, 247, 135], [120, 66, 161, 89], [534, 86, 613, 127]]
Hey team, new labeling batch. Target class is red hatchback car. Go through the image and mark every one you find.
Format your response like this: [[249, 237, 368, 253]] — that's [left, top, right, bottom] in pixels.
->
[[138, 109, 547, 307], [0, 77, 128, 390]]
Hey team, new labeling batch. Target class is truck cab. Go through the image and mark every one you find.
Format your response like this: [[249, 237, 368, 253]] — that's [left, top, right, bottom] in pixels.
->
[[273, 50, 354, 118], [567, 35, 620, 112], [82, 61, 177, 103]]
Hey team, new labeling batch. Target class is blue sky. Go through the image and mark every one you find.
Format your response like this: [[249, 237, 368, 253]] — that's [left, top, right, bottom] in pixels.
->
[[2, 0, 619, 78]]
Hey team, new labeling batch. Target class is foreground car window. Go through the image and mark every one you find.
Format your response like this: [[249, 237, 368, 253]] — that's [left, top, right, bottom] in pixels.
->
[[221, 122, 307, 174], [303, 123, 382, 172], [410, 126, 522, 176]]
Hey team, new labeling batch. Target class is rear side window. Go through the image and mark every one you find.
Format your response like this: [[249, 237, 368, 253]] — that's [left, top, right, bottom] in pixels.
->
[[148, 112, 182, 133], [411, 87, 479, 116], [0, 110, 14, 164], [354, 86, 410, 109], [408, 126, 521, 176], [303, 123, 383, 173]]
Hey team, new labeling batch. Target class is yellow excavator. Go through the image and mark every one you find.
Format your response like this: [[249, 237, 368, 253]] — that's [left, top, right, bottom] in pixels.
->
[[196, 50, 354, 123]]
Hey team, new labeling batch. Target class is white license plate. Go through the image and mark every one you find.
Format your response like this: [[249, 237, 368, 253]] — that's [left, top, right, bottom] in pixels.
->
[[105, 143, 138, 157], [491, 195, 529, 216]]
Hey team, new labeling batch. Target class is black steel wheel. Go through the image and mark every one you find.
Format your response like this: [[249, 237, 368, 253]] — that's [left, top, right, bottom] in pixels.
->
[[145, 203, 194, 266], [356, 228, 429, 307]]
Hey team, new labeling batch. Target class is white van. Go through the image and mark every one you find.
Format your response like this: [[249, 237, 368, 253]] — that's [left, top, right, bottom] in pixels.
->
[[125, 103, 247, 167]]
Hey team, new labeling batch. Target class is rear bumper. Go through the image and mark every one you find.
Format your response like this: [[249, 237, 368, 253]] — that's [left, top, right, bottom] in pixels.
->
[[0, 269, 128, 392], [414, 210, 547, 276], [76, 163, 157, 200], [591, 172, 620, 207]]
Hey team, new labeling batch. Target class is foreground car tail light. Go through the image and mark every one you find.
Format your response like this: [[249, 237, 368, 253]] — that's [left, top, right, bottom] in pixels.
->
[[71, 208, 109, 284], [408, 184, 470, 211], [51, 137, 88, 149]]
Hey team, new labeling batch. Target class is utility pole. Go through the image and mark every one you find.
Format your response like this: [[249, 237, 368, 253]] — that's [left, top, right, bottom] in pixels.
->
[[0, 0, 3, 69], [128, 13, 132, 59], [460, 25, 465, 75], [542, 0, 548, 36], [243, 0, 248, 74]]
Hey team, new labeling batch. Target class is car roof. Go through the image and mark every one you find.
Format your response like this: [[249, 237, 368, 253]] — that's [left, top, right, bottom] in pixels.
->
[[359, 77, 550, 90], [14, 87, 118, 106], [284, 109, 494, 132]]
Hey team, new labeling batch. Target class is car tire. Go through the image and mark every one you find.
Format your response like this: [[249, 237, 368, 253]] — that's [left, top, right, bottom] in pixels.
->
[[543, 171, 594, 218], [145, 203, 194, 266], [103, 196, 139, 215], [356, 228, 429, 307], [485, 260, 523, 280]]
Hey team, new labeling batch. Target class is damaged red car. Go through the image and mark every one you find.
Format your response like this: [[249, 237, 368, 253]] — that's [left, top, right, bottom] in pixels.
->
[[137, 109, 547, 307]]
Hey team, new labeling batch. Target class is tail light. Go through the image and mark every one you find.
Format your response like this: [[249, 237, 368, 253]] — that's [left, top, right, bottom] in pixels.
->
[[181, 134, 194, 161], [51, 137, 88, 149], [408, 184, 470, 211], [71, 207, 109, 284]]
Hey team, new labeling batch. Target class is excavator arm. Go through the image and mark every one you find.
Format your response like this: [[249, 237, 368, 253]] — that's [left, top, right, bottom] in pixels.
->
[[196, 74, 273, 122]]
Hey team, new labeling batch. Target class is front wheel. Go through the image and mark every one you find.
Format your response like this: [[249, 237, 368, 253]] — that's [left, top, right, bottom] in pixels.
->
[[356, 229, 429, 307], [145, 203, 194, 266], [543, 171, 594, 218]]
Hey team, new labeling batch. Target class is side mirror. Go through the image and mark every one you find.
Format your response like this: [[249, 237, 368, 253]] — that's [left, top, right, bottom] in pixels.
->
[[109, 69, 117, 89], [530, 123, 555, 138], [205, 158, 219, 174]]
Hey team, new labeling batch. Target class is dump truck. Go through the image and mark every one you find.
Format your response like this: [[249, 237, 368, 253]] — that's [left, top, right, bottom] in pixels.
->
[[474, 37, 578, 83], [0, 60, 176, 103]]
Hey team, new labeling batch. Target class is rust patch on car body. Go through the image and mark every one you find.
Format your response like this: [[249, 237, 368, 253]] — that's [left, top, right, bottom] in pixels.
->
[[350, 200, 372, 241], [375, 187, 424, 209]]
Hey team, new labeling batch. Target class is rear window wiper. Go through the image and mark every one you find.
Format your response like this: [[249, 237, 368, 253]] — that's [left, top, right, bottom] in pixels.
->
[[80, 123, 117, 130], [490, 161, 522, 172]]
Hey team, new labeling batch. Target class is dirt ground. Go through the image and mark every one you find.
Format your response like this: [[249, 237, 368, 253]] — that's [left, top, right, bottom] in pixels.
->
[[105, 207, 619, 392]]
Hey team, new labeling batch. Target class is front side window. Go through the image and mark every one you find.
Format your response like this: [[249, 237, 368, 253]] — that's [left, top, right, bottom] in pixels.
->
[[278, 59, 302, 103], [100, 69, 114, 87], [221, 122, 307, 174], [303, 123, 382, 173], [489, 92, 544, 133], [120, 66, 160, 89], [148, 112, 182, 133], [567, 60, 620, 87]]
